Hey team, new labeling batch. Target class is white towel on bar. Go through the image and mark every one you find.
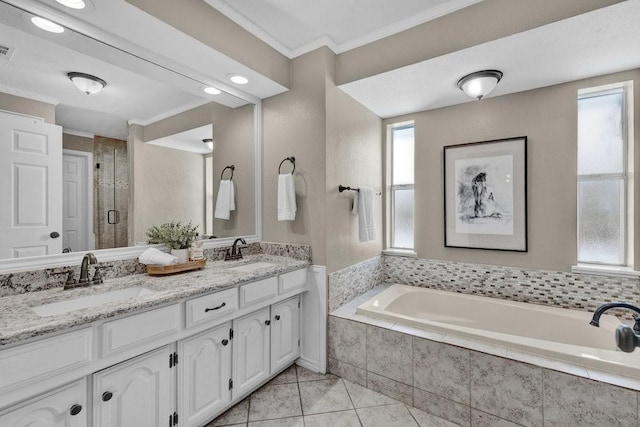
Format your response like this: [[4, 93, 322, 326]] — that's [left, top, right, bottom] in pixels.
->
[[138, 247, 178, 266], [214, 179, 235, 220], [351, 191, 359, 215], [358, 187, 375, 242], [278, 173, 297, 221]]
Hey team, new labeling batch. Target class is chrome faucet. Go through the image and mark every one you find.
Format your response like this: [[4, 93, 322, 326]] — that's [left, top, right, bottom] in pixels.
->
[[78, 252, 97, 284], [590, 302, 640, 352], [225, 238, 247, 261]]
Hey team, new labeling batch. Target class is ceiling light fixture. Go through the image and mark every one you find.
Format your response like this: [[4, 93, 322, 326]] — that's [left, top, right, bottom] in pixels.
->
[[31, 16, 65, 33], [228, 74, 249, 85], [457, 70, 503, 100], [203, 138, 213, 151], [203, 86, 221, 95], [67, 72, 107, 95], [55, 0, 86, 9]]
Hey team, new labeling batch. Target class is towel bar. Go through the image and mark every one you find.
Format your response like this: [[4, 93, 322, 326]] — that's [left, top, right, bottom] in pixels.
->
[[339, 185, 381, 195]]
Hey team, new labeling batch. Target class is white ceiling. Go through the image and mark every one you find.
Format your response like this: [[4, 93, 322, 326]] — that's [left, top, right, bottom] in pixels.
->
[[146, 124, 213, 154], [339, 1, 640, 118], [205, 0, 481, 58]]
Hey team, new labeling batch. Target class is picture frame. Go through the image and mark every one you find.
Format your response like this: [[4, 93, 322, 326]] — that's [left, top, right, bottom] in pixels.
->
[[443, 136, 528, 252]]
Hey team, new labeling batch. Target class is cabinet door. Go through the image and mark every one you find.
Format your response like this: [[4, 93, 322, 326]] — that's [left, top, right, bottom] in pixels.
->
[[233, 307, 270, 398], [271, 296, 300, 373], [93, 345, 173, 427], [179, 322, 232, 427], [0, 379, 87, 427]]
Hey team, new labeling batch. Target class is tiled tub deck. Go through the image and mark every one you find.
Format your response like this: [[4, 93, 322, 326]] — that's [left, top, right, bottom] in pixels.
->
[[328, 289, 640, 427]]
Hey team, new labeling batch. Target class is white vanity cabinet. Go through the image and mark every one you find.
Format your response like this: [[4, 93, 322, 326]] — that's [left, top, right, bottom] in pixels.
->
[[93, 345, 174, 427], [271, 296, 300, 373], [0, 379, 87, 427], [179, 322, 232, 427], [232, 306, 271, 398]]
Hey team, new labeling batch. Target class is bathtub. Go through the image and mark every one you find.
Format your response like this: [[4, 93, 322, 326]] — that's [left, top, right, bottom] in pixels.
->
[[356, 284, 640, 378]]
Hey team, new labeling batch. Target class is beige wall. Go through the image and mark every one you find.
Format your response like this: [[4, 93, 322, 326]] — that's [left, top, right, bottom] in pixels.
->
[[0, 92, 55, 124], [63, 133, 94, 152], [129, 124, 205, 243], [262, 48, 329, 266], [336, 0, 623, 85], [384, 69, 640, 272], [125, 0, 290, 88], [325, 68, 383, 272]]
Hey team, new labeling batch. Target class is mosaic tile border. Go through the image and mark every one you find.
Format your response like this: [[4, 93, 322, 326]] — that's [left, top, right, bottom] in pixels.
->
[[328, 257, 383, 312], [384, 256, 640, 317]]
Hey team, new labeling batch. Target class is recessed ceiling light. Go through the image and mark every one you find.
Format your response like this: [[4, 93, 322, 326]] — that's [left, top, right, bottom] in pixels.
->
[[228, 74, 249, 85], [31, 16, 64, 33], [204, 86, 221, 95], [55, 0, 86, 9]]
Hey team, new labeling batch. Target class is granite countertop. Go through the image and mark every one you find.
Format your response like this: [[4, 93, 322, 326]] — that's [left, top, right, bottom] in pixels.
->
[[0, 254, 308, 347]]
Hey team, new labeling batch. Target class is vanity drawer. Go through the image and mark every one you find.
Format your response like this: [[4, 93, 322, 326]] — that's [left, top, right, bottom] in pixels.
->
[[101, 304, 180, 357], [0, 328, 93, 392], [186, 288, 238, 328], [278, 268, 307, 294], [239, 277, 278, 308]]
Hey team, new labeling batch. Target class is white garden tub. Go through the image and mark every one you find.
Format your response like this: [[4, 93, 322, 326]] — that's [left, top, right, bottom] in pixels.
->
[[356, 284, 640, 378]]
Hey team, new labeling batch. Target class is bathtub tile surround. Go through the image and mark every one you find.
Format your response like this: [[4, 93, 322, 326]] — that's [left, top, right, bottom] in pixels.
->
[[384, 256, 640, 319], [470, 352, 543, 426], [413, 338, 470, 405], [328, 314, 640, 426], [542, 370, 638, 426], [328, 256, 382, 312], [0, 242, 311, 298], [366, 325, 413, 385]]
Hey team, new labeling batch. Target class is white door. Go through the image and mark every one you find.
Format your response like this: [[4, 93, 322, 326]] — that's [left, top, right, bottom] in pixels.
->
[[179, 322, 232, 427], [271, 296, 300, 373], [0, 112, 62, 258], [93, 345, 173, 427], [233, 307, 270, 398], [62, 150, 93, 252], [0, 379, 87, 427]]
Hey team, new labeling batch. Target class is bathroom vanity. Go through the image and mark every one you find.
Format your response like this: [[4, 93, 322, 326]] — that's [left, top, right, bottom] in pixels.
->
[[0, 256, 310, 427]]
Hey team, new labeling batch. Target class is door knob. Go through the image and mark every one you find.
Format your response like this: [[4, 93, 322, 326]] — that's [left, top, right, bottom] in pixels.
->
[[50, 231, 60, 238], [69, 404, 82, 416], [102, 391, 113, 402]]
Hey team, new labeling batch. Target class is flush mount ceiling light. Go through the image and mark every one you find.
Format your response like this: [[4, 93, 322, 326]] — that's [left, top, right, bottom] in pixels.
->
[[67, 72, 107, 95], [203, 138, 213, 151], [31, 16, 65, 33], [228, 74, 249, 85], [457, 70, 503, 100], [55, 0, 86, 9], [203, 86, 221, 95]]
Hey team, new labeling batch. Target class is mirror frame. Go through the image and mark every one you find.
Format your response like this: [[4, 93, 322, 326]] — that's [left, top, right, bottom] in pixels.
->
[[0, 0, 262, 273]]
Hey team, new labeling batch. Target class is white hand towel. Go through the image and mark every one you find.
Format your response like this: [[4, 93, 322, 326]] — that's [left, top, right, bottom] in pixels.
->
[[358, 187, 375, 242], [138, 247, 178, 266], [278, 173, 297, 221], [215, 179, 235, 220], [351, 191, 359, 215]]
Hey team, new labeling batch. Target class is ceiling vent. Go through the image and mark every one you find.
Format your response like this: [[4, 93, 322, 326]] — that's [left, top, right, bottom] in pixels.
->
[[0, 44, 15, 61]]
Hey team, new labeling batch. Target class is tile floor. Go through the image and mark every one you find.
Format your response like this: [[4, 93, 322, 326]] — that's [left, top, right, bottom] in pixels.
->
[[206, 364, 460, 427]]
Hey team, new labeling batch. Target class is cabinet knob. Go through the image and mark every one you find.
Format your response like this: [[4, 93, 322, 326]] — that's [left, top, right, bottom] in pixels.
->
[[264, 320, 271, 326], [102, 391, 113, 402], [222, 339, 229, 346], [275, 315, 281, 321], [69, 404, 82, 416], [50, 231, 60, 239]]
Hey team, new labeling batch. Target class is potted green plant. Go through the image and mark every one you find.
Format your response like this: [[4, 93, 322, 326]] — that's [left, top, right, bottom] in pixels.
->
[[145, 221, 199, 263]]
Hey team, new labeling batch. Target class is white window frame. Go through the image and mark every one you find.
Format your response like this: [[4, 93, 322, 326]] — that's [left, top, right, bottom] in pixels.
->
[[573, 81, 637, 277], [386, 122, 415, 253]]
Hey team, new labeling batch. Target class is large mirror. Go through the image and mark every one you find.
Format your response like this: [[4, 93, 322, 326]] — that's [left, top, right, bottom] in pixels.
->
[[0, 0, 257, 263]]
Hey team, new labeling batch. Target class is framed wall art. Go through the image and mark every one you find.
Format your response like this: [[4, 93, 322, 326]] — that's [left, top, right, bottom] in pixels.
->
[[443, 136, 528, 251]]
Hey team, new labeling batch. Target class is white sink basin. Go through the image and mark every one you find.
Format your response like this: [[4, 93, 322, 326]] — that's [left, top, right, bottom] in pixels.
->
[[228, 262, 275, 273], [31, 286, 155, 318]]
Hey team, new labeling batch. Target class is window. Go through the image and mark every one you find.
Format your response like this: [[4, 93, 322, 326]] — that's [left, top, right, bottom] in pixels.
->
[[577, 83, 633, 267], [389, 123, 415, 250]]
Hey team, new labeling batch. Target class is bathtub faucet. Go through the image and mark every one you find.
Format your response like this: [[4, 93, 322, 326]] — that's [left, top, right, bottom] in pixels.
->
[[589, 302, 640, 353]]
